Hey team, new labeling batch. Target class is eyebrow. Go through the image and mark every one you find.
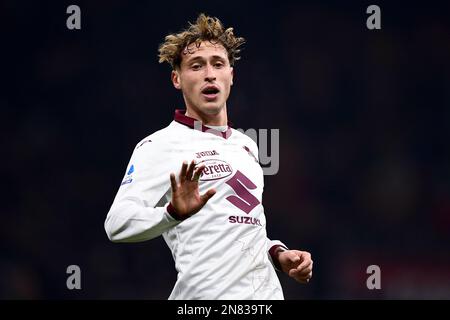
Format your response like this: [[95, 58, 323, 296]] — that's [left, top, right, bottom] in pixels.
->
[[186, 55, 227, 63]]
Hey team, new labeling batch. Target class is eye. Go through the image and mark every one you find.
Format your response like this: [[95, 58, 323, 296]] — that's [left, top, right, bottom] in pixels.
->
[[214, 62, 224, 68], [191, 64, 202, 70]]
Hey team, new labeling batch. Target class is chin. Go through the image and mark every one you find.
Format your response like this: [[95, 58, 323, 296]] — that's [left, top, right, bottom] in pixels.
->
[[199, 103, 223, 115]]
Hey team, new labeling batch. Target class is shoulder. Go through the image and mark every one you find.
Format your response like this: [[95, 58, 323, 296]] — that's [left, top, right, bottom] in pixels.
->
[[231, 128, 259, 151], [134, 121, 180, 150], [230, 128, 260, 162], [127, 123, 181, 169]]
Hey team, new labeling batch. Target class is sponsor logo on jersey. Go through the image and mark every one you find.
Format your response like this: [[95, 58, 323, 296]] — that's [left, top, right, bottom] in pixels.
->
[[228, 215, 262, 226], [197, 159, 232, 181], [195, 150, 219, 158], [121, 164, 134, 186], [121, 177, 133, 185]]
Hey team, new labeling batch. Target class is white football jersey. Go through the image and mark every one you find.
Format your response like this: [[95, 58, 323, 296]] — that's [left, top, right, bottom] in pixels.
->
[[105, 110, 287, 300]]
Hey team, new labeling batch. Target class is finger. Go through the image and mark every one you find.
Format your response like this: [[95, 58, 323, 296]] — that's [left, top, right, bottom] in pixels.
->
[[297, 271, 313, 283], [170, 173, 178, 192], [289, 265, 311, 276], [186, 160, 196, 181], [287, 252, 301, 264], [295, 266, 313, 278], [289, 268, 300, 278], [179, 161, 188, 183], [295, 276, 309, 284], [298, 278, 310, 284], [290, 269, 312, 283], [297, 254, 312, 270], [297, 259, 312, 271], [200, 188, 216, 204], [192, 165, 205, 182], [289, 267, 304, 276]]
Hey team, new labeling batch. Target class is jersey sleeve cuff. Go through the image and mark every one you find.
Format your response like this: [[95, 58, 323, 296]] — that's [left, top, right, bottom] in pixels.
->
[[269, 244, 289, 272], [166, 202, 188, 221]]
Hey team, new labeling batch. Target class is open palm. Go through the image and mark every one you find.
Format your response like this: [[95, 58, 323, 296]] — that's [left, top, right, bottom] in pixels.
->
[[169, 160, 216, 219]]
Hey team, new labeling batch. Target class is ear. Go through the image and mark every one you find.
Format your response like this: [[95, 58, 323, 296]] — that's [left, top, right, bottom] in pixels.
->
[[230, 67, 234, 86], [171, 70, 181, 90]]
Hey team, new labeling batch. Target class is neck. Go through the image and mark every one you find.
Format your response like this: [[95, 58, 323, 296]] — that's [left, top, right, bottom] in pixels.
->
[[186, 106, 228, 126]]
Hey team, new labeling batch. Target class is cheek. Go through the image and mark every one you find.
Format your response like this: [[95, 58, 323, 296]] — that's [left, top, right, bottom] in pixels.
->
[[222, 77, 233, 92], [221, 72, 233, 88], [181, 75, 200, 93]]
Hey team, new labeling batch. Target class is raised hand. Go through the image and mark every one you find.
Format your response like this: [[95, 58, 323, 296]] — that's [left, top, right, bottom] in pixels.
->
[[169, 160, 216, 219]]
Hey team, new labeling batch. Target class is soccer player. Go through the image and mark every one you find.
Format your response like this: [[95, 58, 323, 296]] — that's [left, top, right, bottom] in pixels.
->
[[105, 13, 313, 299]]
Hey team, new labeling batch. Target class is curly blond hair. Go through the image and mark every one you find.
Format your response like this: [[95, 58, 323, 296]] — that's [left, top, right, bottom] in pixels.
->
[[158, 13, 245, 69]]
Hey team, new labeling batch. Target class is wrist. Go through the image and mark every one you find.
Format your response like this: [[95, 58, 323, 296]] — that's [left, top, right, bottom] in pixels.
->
[[167, 202, 188, 221], [275, 246, 287, 257], [269, 245, 288, 271]]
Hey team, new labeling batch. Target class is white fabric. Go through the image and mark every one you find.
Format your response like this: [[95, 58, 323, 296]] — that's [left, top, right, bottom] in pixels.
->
[[105, 119, 286, 300], [204, 124, 229, 132]]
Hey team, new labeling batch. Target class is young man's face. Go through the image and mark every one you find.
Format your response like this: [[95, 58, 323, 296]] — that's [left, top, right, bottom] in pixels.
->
[[172, 41, 234, 117]]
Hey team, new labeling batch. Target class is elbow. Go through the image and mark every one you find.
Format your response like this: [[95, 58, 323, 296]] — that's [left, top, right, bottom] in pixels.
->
[[104, 216, 125, 243], [105, 229, 119, 243], [104, 203, 166, 243]]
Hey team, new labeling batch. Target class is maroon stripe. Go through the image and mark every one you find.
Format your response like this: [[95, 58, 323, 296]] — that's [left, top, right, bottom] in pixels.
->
[[269, 245, 288, 271], [174, 109, 233, 139]]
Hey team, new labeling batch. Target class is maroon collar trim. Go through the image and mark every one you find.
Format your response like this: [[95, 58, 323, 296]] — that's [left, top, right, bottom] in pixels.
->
[[174, 109, 233, 139]]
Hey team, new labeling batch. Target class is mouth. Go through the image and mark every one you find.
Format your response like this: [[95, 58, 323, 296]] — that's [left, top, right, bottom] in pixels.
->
[[201, 85, 220, 101]]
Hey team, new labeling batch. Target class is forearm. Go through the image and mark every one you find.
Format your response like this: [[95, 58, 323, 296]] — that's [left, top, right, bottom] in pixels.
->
[[105, 199, 180, 243]]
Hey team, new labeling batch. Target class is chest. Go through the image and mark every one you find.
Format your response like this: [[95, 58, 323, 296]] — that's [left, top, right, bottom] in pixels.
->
[[175, 135, 263, 188]]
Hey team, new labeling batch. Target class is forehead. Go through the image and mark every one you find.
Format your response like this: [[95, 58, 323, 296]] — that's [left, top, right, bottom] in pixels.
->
[[181, 41, 228, 62]]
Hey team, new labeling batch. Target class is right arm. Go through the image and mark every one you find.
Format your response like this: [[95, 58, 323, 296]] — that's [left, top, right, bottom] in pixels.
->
[[105, 142, 214, 243]]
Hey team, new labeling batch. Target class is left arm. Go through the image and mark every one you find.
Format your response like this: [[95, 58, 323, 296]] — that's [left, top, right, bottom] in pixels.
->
[[272, 246, 313, 283], [251, 137, 313, 283]]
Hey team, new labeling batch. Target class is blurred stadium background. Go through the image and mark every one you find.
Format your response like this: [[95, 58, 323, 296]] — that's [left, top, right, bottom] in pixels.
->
[[1, 1, 450, 299]]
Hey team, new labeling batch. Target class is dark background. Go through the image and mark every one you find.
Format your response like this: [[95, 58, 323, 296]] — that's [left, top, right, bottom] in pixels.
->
[[2, 0, 450, 299]]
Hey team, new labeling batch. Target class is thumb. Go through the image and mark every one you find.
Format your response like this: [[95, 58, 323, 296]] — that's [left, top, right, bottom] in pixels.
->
[[200, 188, 216, 204], [288, 252, 301, 263]]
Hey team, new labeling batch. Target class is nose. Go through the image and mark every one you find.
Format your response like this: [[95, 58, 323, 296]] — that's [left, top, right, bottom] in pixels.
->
[[204, 64, 216, 82]]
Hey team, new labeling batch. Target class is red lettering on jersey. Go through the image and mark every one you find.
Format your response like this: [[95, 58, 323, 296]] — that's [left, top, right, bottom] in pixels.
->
[[228, 215, 262, 226], [225, 171, 260, 214], [195, 150, 219, 158]]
